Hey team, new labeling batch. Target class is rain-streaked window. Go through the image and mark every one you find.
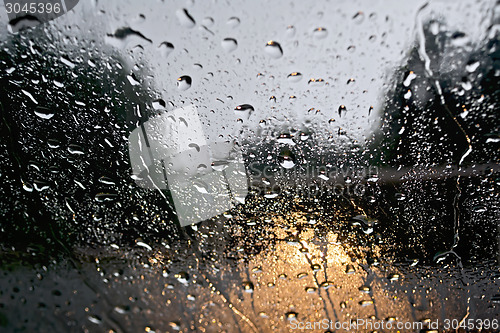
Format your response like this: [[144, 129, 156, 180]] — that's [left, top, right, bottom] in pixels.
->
[[0, 0, 499, 332]]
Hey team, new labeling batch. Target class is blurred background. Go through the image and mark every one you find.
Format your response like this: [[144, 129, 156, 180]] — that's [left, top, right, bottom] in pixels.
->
[[0, 0, 499, 332]]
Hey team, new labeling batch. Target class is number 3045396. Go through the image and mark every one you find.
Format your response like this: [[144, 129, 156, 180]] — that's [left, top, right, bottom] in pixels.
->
[[5, 2, 61, 14]]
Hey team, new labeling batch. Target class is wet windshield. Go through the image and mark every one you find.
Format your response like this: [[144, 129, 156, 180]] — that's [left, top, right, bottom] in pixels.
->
[[0, 0, 499, 332]]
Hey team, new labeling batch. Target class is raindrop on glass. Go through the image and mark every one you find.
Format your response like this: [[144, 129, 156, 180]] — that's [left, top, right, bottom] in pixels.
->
[[286, 25, 296, 38], [158, 42, 174, 58], [265, 40, 283, 58], [287, 72, 302, 83], [279, 150, 296, 169], [34, 106, 55, 120], [242, 281, 254, 293], [234, 104, 254, 120], [177, 76, 192, 90], [221, 38, 238, 52], [313, 27, 328, 39], [352, 11, 365, 24], [176, 8, 196, 28], [227, 17, 240, 28], [338, 105, 346, 117]]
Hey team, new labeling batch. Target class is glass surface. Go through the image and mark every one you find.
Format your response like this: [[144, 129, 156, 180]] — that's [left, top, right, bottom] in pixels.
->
[[0, 0, 499, 332]]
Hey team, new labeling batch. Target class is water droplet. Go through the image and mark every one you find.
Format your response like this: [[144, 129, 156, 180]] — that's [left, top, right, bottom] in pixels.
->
[[359, 285, 371, 293], [473, 205, 487, 213], [136, 241, 152, 251], [265, 40, 283, 58], [313, 27, 328, 39], [311, 264, 321, 271], [127, 74, 140, 86], [352, 11, 365, 24], [277, 133, 295, 145], [305, 287, 316, 293], [168, 321, 181, 331], [451, 31, 469, 47], [47, 139, 60, 149], [197, 164, 207, 172], [53, 80, 64, 88], [8, 15, 40, 33], [287, 72, 302, 83], [60, 56, 76, 69], [188, 143, 200, 152], [227, 17, 240, 28], [252, 266, 262, 273], [158, 42, 174, 57], [98, 176, 116, 185], [177, 76, 192, 90], [114, 305, 130, 315], [175, 271, 189, 284], [319, 281, 335, 289], [152, 99, 166, 110], [242, 281, 254, 293], [88, 315, 102, 325], [221, 38, 238, 52], [176, 9, 196, 28], [297, 272, 308, 279], [193, 181, 209, 194], [461, 80, 472, 91], [279, 150, 295, 169], [202, 17, 214, 27], [34, 180, 50, 192], [359, 300, 373, 307], [95, 193, 118, 202], [395, 193, 406, 201], [211, 160, 229, 171], [68, 144, 84, 155], [300, 132, 309, 141], [286, 25, 296, 38], [308, 78, 325, 86], [338, 105, 346, 117], [388, 273, 400, 281], [285, 311, 298, 320], [234, 104, 254, 120], [49, 165, 60, 174], [264, 189, 279, 199], [34, 106, 55, 120], [345, 264, 355, 274], [466, 61, 480, 73], [21, 89, 38, 104], [107, 27, 152, 49], [403, 71, 417, 87], [429, 20, 440, 35]]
